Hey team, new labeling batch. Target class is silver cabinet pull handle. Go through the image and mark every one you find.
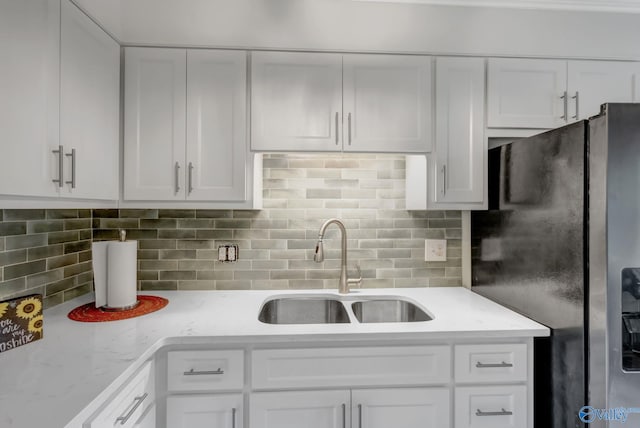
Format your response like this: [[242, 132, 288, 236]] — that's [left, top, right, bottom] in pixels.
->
[[476, 408, 513, 417], [441, 165, 446, 195], [232, 407, 236, 428], [348, 112, 352, 145], [335, 112, 339, 145], [572, 91, 579, 119], [115, 392, 148, 425], [560, 91, 568, 120], [476, 361, 513, 368], [174, 162, 180, 195], [52, 145, 64, 187], [183, 368, 224, 376], [341, 403, 346, 428], [188, 162, 194, 195], [65, 148, 76, 189], [358, 404, 363, 428]]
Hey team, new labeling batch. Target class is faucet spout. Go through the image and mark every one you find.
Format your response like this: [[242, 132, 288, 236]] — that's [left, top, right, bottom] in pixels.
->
[[313, 218, 361, 294]]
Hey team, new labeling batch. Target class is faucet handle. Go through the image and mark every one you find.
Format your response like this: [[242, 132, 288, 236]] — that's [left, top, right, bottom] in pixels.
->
[[348, 263, 362, 286]]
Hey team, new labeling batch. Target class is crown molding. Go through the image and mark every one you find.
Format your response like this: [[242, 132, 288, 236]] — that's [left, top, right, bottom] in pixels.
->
[[353, 0, 640, 13]]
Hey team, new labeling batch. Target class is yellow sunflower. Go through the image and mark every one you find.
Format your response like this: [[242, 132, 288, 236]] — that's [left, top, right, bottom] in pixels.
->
[[28, 315, 43, 334], [0, 302, 8, 318], [16, 297, 42, 320]]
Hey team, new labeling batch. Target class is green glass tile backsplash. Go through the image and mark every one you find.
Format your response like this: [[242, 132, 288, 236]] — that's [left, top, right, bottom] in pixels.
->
[[0, 154, 462, 309]]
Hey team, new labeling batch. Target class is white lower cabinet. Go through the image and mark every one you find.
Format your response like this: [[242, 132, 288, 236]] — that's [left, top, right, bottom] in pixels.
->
[[353, 388, 450, 428], [167, 394, 243, 428], [251, 387, 450, 428], [250, 390, 349, 428], [454, 385, 527, 428], [133, 404, 156, 428], [86, 341, 533, 428], [84, 361, 155, 428]]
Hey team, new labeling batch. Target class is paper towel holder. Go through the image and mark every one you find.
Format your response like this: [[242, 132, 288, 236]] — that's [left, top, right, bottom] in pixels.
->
[[92, 230, 140, 312]]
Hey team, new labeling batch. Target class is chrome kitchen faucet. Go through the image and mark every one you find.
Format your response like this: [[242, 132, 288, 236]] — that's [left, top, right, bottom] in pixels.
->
[[313, 218, 362, 294]]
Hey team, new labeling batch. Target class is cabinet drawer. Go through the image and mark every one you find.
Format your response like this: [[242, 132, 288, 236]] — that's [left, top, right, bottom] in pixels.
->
[[454, 344, 527, 383], [167, 350, 244, 392], [252, 346, 450, 390], [85, 360, 155, 428], [455, 385, 527, 428]]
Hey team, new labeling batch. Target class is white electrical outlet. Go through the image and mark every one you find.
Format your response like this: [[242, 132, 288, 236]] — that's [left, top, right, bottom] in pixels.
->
[[425, 239, 447, 262], [217, 244, 239, 262]]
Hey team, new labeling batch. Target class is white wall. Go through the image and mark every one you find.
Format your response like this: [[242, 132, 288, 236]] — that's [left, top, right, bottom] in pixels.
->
[[74, 0, 640, 60]]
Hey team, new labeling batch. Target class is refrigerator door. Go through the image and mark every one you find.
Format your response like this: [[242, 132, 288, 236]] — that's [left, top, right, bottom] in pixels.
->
[[589, 103, 640, 427], [472, 121, 588, 428]]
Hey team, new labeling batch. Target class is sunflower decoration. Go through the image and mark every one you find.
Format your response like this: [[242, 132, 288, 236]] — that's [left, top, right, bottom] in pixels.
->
[[0, 302, 8, 318], [28, 315, 44, 335], [16, 297, 42, 320]]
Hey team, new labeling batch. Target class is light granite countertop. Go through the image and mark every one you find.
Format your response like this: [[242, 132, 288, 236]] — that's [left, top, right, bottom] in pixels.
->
[[0, 287, 549, 428]]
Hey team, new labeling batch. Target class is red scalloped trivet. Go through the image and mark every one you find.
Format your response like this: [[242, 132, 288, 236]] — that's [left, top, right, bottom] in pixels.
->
[[67, 295, 168, 322]]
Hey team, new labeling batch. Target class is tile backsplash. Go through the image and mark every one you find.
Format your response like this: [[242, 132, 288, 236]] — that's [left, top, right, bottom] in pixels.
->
[[0, 209, 93, 308], [0, 154, 462, 308]]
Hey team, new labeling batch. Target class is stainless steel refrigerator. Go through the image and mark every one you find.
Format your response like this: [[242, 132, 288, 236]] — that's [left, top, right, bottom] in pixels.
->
[[471, 103, 640, 428]]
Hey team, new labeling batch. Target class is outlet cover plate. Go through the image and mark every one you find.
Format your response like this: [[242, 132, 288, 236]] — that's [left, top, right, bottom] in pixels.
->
[[425, 239, 447, 262]]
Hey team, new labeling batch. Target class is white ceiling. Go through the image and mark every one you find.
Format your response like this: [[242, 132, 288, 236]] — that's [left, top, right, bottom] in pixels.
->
[[72, 0, 640, 61], [354, 0, 640, 13]]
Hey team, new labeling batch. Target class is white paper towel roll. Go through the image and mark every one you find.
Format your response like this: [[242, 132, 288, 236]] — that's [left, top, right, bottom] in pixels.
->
[[92, 240, 138, 309]]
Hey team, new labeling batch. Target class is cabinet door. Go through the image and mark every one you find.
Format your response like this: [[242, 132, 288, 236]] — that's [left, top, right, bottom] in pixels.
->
[[86, 361, 155, 428], [487, 58, 566, 129], [0, 0, 60, 198], [124, 48, 186, 200], [567, 60, 635, 121], [60, 0, 119, 200], [434, 57, 485, 204], [186, 50, 247, 201], [250, 390, 350, 428], [167, 394, 242, 428], [133, 404, 156, 428], [455, 385, 527, 428], [352, 388, 450, 428], [343, 54, 432, 153], [251, 51, 342, 152]]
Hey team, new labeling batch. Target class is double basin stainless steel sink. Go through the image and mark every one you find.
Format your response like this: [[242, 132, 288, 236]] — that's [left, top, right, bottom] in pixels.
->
[[258, 295, 433, 325]]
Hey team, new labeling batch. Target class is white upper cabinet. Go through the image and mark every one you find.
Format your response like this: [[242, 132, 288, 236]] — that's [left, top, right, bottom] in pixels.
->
[[343, 54, 432, 153], [567, 60, 636, 121], [60, 0, 120, 200], [251, 51, 343, 152], [487, 58, 566, 129], [124, 48, 250, 203], [251, 51, 433, 153], [433, 57, 485, 205], [0, 0, 119, 201], [124, 48, 186, 201], [186, 50, 247, 201], [488, 57, 637, 129], [0, 0, 60, 198]]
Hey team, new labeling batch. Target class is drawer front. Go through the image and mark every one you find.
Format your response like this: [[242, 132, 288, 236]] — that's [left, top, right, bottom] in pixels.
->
[[454, 344, 527, 383], [167, 350, 244, 392], [86, 360, 155, 428], [252, 346, 451, 390], [455, 385, 527, 428]]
